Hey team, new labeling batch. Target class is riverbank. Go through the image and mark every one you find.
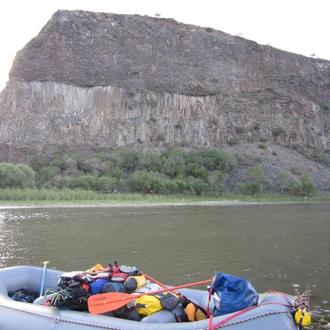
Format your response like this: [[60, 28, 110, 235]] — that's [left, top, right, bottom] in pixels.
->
[[0, 192, 329, 209]]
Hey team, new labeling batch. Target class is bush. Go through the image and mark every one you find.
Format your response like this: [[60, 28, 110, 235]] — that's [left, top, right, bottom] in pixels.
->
[[166, 180, 179, 193], [272, 127, 285, 137], [128, 170, 166, 194], [238, 182, 261, 194], [186, 176, 209, 196], [114, 148, 141, 171], [247, 166, 266, 187], [191, 166, 208, 180], [289, 175, 315, 196], [228, 137, 240, 146], [75, 175, 98, 191], [207, 170, 226, 191], [277, 171, 292, 192], [96, 176, 118, 193], [173, 179, 187, 193], [37, 166, 61, 187], [0, 163, 36, 189], [191, 149, 238, 172]]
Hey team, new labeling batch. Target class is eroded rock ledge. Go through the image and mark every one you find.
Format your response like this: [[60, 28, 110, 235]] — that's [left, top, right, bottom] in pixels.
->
[[0, 10, 329, 163]]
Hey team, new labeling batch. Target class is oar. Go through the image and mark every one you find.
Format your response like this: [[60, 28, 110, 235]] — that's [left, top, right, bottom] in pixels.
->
[[39, 261, 49, 297], [88, 279, 212, 314], [143, 273, 175, 292]]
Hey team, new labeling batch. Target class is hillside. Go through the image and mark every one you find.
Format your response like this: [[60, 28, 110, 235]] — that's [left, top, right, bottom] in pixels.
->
[[0, 10, 329, 191]]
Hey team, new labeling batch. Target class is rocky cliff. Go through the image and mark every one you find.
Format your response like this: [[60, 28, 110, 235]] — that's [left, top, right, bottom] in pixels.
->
[[0, 10, 329, 170]]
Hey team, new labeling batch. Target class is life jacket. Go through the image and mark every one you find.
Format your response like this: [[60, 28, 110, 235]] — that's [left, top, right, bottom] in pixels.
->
[[179, 295, 208, 322]]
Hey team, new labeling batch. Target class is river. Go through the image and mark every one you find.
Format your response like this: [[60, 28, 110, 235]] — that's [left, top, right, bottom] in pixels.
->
[[0, 202, 329, 320]]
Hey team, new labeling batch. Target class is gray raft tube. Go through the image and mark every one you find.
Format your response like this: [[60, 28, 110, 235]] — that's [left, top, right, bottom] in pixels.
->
[[0, 266, 299, 330]]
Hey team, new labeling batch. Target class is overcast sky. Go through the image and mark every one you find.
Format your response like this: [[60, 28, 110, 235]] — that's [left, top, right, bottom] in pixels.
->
[[0, 0, 329, 91]]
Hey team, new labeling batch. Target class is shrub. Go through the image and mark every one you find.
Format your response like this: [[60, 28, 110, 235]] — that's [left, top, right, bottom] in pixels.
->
[[128, 170, 166, 194], [113, 148, 141, 171], [28, 156, 43, 172], [277, 171, 292, 192], [51, 175, 75, 189], [238, 182, 261, 194], [37, 166, 61, 187], [191, 149, 238, 172], [207, 171, 226, 191], [289, 175, 315, 196], [272, 127, 285, 137], [235, 127, 245, 134], [323, 103, 330, 110], [186, 176, 209, 196], [166, 180, 179, 193], [96, 176, 118, 193], [253, 123, 261, 130], [157, 133, 166, 142], [173, 179, 187, 193], [74, 175, 97, 190], [236, 154, 254, 167], [228, 137, 240, 146], [291, 167, 302, 175], [138, 154, 162, 172], [247, 166, 265, 183], [0, 163, 36, 189], [191, 166, 208, 180]]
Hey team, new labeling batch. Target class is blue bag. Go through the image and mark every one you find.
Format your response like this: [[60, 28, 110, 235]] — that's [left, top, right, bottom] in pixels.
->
[[89, 279, 109, 294], [209, 272, 259, 316]]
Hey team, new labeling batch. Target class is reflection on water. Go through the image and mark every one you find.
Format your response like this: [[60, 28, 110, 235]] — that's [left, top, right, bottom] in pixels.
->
[[0, 203, 329, 309]]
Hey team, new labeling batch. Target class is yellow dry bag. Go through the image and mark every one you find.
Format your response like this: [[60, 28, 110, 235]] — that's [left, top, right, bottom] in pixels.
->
[[294, 308, 311, 327], [134, 295, 163, 316]]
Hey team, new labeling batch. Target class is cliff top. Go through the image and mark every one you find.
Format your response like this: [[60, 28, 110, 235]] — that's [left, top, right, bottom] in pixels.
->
[[9, 10, 330, 97]]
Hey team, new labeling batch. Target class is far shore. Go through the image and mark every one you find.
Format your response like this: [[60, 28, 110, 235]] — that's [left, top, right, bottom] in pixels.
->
[[0, 195, 329, 209]]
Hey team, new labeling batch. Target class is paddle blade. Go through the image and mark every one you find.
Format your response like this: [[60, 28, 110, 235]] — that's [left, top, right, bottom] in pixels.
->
[[88, 292, 135, 314], [88, 278, 212, 314]]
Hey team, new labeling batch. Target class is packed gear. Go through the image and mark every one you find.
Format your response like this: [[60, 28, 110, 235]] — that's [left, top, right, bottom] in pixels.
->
[[46, 282, 89, 311], [208, 272, 259, 316], [8, 287, 38, 303], [42, 262, 302, 327], [178, 294, 208, 322], [124, 274, 147, 292], [46, 261, 143, 311], [134, 294, 164, 316]]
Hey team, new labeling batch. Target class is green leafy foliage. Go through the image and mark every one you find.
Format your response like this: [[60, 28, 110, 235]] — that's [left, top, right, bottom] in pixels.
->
[[290, 175, 315, 196], [0, 145, 318, 198], [0, 163, 36, 189], [128, 170, 166, 194]]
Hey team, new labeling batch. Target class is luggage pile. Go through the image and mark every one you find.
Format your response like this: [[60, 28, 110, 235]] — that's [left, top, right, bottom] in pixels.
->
[[37, 261, 209, 322]]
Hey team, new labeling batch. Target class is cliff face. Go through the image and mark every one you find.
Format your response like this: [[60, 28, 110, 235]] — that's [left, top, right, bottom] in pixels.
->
[[0, 10, 330, 163]]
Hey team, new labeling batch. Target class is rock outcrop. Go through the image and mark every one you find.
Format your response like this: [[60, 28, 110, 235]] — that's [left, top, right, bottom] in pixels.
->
[[0, 10, 329, 166]]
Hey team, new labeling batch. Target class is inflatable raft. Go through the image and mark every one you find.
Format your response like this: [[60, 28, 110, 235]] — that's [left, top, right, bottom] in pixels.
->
[[0, 265, 300, 329]]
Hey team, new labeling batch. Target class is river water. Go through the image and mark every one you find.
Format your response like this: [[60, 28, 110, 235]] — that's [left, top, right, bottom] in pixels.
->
[[0, 202, 329, 314]]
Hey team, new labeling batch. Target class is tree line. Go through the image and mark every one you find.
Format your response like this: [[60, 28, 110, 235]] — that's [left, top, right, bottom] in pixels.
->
[[0, 147, 315, 196]]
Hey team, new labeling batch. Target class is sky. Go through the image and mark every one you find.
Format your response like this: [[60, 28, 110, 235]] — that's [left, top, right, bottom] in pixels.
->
[[0, 0, 329, 92]]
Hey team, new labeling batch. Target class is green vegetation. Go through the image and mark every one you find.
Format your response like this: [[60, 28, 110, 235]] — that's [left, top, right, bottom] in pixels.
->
[[0, 147, 323, 203]]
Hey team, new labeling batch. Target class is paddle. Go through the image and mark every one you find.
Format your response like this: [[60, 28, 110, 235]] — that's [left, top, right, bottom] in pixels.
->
[[88, 278, 212, 314], [143, 273, 175, 292], [39, 260, 49, 297]]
